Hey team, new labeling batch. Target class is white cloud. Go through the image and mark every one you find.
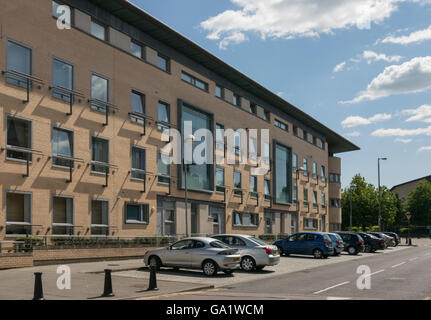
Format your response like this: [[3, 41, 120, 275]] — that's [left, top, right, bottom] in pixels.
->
[[381, 24, 431, 45], [341, 113, 392, 128], [362, 50, 403, 64], [371, 126, 431, 136], [395, 138, 412, 143], [403, 104, 431, 123], [418, 146, 431, 152], [340, 56, 431, 104], [200, 0, 422, 48], [345, 131, 361, 137], [333, 61, 346, 73]]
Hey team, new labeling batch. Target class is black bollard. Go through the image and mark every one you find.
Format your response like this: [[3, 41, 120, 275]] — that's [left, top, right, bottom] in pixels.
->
[[147, 265, 159, 291], [102, 269, 115, 297], [33, 272, 45, 300]]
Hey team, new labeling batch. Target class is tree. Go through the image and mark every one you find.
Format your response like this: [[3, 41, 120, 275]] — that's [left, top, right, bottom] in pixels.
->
[[341, 174, 397, 230], [407, 181, 431, 226]]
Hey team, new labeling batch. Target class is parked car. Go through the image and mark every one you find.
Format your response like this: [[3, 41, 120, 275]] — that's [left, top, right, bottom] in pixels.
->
[[335, 232, 365, 255], [212, 234, 280, 271], [326, 233, 344, 256], [357, 232, 385, 252], [273, 232, 334, 259], [143, 237, 240, 276], [384, 232, 400, 246], [369, 232, 394, 247]]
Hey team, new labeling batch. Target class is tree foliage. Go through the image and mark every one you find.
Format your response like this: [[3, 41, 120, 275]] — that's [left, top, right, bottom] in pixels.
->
[[407, 181, 431, 226]]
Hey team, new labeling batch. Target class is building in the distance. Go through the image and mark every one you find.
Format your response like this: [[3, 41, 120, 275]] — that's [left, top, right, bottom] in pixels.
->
[[391, 175, 431, 201], [0, 0, 359, 241]]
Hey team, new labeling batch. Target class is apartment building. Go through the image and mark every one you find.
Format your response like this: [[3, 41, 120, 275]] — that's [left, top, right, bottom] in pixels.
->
[[0, 0, 359, 241]]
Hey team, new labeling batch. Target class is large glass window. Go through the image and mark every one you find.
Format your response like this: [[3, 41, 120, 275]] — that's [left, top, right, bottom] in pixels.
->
[[91, 199, 109, 235], [91, 74, 109, 112], [233, 212, 258, 227], [5, 191, 32, 236], [6, 116, 32, 161], [52, 127, 73, 167], [125, 203, 149, 224], [157, 101, 170, 130], [52, 196, 74, 235], [7, 40, 32, 88], [180, 103, 213, 191], [91, 137, 109, 173], [131, 146, 146, 180], [91, 20, 107, 41], [158, 152, 171, 184], [130, 41, 144, 59], [52, 58, 73, 102], [234, 171, 242, 196], [274, 143, 292, 204], [216, 167, 225, 193]]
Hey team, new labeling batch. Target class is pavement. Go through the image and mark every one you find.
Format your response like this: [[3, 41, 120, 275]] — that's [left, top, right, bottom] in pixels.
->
[[0, 238, 429, 300]]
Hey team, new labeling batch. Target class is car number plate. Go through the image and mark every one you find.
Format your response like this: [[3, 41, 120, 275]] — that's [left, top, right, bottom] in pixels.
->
[[273, 250, 278, 255], [233, 257, 240, 262]]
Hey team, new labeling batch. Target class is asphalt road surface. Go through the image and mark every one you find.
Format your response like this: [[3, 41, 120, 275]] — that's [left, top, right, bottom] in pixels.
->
[[140, 245, 431, 300]]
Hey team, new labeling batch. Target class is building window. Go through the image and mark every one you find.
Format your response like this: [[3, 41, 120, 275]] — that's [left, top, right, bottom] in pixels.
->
[[216, 124, 225, 152], [292, 153, 298, 173], [321, 192, 326, 207], [130, 41, 144, 59], [249, 135, 257, 162], [131, 90, 145, 115], [90, 74, 109, 112], [157, 100, 170, 131], [263, 142, 270, 166], [180, 102, 214, 191], [303, 187, 309, 204], [91, 137, 109, 173], [233, 212, 258, 227], [158, 152, 171, 184], [91, 20, 107, 41], [234, 170, 242, 196], [52, 196, 74, 235], [274, 143, 292, 204], [131, 146, 146, 181], [304, 218, 318, 230], [181, 72, 208, 91], [6, 40, 32, 88], [249, 103, 257, 115], [216, 167, 225, 193], [157, 53, 170, 72], [234, 131, 241, 156], [321, 166, 326, 182], [274, 119, 288, 131], [330, 199, 341, 208], [6, 116, 32, 161], [157, 200, 176, 235], [263, 110, 270, 122], [250, 175, 258, 198], [293, 186, 297, 202], [330, 173, 341, 183], [91, 199, 109, 235], [303, 157, 308, 176], [216, 85, 224, 98], [233, 94, 241, 107], [52, 58, 74, 102], [52, 127, 73, 168], [313, 191, 318, 207], [5, 191, 32, 236], [125, 203, 149, 224], [312, 162, 318, 179], [264, 179, 271, 201]]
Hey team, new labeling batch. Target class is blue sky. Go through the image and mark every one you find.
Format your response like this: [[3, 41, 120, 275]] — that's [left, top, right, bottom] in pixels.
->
[[129, 0, 431, 189]]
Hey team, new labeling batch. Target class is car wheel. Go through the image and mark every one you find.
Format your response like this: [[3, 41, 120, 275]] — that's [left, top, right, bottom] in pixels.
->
[[241, 256, 256, 272], [202, 260, 218, 276], [323, 255, 329, 259], [364, 245, 371, 253], [313, 249, 324, 259], [223, 270, 234, 275], [148, 256, 162, 270], [348, 246, 357, 255]]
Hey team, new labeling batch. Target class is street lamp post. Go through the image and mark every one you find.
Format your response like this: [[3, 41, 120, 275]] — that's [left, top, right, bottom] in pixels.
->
[[295, 167, 306, 232], [183, 134, 195, 238], [377, 157, 388, 231], [349, 183, 356, 231], [406, 212, 412, 246]]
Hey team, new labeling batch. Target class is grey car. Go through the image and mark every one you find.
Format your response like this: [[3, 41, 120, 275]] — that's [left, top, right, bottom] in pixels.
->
[[212, 234, 280, 271], [143, 237, 241, 276]]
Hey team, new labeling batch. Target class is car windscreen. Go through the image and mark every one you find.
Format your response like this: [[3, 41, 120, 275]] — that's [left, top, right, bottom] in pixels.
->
[[247, 237, 269, 246], [210, 240, 230, 249]]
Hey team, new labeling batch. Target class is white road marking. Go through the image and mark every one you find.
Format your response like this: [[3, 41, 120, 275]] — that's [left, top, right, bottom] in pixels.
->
[[313, 281, 350, 295], [364, 269, 385, 278], [327, 297, 352, 300], [409, 257, 418, 261], [391, 262, 406, 268]]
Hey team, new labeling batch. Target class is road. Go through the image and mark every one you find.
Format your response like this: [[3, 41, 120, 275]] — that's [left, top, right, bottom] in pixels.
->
[[139, 245, 431, 300]]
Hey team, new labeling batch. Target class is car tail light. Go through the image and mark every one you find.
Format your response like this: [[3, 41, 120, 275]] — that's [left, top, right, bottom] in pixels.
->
[[357, 239, 363, 244], [323, 239, 328, 246], [336, 240, 340, 245], [263, 246, 272, 255], [379, 239, 384, 243]]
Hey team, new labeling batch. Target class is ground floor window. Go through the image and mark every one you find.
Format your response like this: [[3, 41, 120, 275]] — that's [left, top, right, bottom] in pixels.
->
[[91, 199, 109, 235], [210, 206, 225, 234], [303, 218, 318, 230], [233, 212, 259, 227], [157, 200, 175, 236], [5, 191, 32, 236], [52, 196, 74, 235], [125, 203, 149, 224], [329, 223, 341, 232]]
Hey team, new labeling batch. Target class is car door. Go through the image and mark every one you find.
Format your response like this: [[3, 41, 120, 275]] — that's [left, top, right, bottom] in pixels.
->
[[164, 239, 193, 267], [304, 234, 318, 254], [189, 240, 208, 268], [284, 234, 298, 254], [293, 233, 308, 254]]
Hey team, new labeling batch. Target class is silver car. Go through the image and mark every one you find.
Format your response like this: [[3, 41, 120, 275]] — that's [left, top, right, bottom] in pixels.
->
[[143, 237, 241, 276], [212, 234, 280, 271]]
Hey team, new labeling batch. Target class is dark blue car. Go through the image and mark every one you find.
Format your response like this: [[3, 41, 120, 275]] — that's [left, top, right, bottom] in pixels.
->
[[273, 232, 334, 259]]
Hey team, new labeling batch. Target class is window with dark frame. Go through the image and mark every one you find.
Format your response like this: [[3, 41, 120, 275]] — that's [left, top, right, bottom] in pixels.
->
[[250, 175, 258, 198], [249, 103, 257, 115], [52, 58, 74, 102], [90, 19, 107, 41], [90, 74, 109, 112], [157, 53, 170, 72], [216, 85, 224, 99], [52, 196, 74, 235], [91, 137, 109, 174], [6, 116, 32, 161], [233, 212, 258, 227], [264, 179, 271, 201], [233, 94, 241, 107], [52, 127, 74, 168], [125, 203, 149, 224], [234, 170, 242, 196], [91, 199, 109, 235], [181, 72, 208, 91], [216, 167, 225, 193], [158, 152, 171, 184], [5, 191, 32, 236], [157, 101, 170, 131], [263, 110, 270, 122], [274, 119, 288, 131], [130, 41, 144, 59], [131, 146, 146, 181], [6, 40, 32, 88]]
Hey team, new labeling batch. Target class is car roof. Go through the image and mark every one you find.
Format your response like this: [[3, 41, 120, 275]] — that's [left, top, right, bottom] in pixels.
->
[[212, 234, 254, 238], [179, 237, 217, 243]]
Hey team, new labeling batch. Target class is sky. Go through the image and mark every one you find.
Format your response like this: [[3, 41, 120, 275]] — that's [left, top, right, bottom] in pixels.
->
[[129, 0, 431, 189]]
